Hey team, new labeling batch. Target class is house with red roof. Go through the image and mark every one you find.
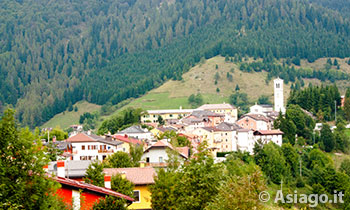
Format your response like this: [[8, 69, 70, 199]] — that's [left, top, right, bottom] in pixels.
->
[[141, 140, 189, 167], [104, 167, 156, 210], [111, 134, 144, 153], [50, 161, 133, 210], [237, 114, 273, 131]]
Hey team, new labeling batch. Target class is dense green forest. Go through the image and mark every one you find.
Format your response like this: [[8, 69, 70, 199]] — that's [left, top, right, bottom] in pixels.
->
[[2, 0, 350, 127]]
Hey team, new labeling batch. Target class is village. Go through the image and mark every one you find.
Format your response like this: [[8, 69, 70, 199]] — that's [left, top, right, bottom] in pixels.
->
[[42, 78, 294, 209]]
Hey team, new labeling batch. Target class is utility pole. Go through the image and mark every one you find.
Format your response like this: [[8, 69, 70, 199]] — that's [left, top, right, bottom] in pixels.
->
[[335, 100, 337, 123], [300, 157, 302, 177]]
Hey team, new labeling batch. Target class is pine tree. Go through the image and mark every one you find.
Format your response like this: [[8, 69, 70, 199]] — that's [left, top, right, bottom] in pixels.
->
[[235, 84, 240, 91], [84, 161, 105, 187], [320, 124, 335, 152], [333, 58, 338, 66], [344, 88, 350, 121]]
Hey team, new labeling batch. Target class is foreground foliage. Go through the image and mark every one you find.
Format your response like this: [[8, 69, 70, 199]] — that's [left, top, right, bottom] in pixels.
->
[[0, 109, 68, 209]]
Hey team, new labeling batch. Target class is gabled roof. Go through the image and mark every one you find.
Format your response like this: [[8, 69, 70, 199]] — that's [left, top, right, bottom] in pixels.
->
[[197, 103, 236, 110], [191, 110, 224, 118], [254, 130, 284, 135], [144, 140, 189, 159], [112, 135, 143, 145], [104, 167, 156, 185], [117, 125, 148, 134], [201, 127, 223, 132], [156, 127, 177, 132], [216, 122, 242, 131], [238, 114, 271, 123], [66, 133, 122, 146], [54, 176, 134, 202], [66, 133, 96, 142]]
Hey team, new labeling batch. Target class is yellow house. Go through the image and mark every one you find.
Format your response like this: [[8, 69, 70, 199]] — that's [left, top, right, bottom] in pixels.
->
[[150, 127, 177, 139], [111, 134, 144, 153], [192, 126, 235, 155], [104, 167, 156, 210]]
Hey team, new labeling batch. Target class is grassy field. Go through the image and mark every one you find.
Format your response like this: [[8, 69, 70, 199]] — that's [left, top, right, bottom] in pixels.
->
[[41, 101, 101, 129], [43, 56, 350, 129], [104, 56, 290, 118]]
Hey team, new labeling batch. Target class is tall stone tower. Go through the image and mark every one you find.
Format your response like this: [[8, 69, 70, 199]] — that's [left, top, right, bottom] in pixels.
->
[[274, 78, 285, 114]]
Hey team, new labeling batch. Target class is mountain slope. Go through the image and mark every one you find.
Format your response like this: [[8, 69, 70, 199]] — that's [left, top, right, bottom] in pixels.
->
[[2, 0, 350, 127]]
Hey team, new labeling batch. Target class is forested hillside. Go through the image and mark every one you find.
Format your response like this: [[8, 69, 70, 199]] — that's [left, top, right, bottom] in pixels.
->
[[1, 0, 350, 127]]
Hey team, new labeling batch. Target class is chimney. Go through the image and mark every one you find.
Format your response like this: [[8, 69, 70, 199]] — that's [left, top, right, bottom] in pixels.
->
[[57, 160, 65, 178], [104, 175, 111, 189], [43, 164, 49, 173], [139, 161, 146, 168], [105, 135, 112, 141], [87, 130, 91, 135], [121, 171, 126, 179]]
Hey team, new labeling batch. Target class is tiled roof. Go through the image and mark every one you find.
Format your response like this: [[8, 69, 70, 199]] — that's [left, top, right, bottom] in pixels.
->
[[254, 130, 284, 135], [66, 133, 96, 142], [54, 176, 134, 202], [191, 110, 224, 118], [239, 114, 271, 122], [176, 147, 190, 159], [144, 140, 189, 159], [118, 125, 147, 134], [157, 127, 177, 132], [112, 135, 143, 145], [216, 122, 242, 131], [103, 167, 156, 185], [66, 133, 122, 146], [201, 127, 223, 132], [197, 103, 236, 110]]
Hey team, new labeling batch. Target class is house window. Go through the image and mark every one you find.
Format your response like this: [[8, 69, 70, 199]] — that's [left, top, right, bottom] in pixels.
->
[[170, 114, 173, 117], [133, 191, 140, 203], [88, 145, 90, 150], [146, 157, 150, 163], [82, 145, 85, 150], [159, 156, 163, 163]]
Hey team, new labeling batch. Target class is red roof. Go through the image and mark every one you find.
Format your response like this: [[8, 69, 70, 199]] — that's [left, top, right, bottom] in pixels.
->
[[112, 135, 143, 145], [104, 167, 156, 185], [254, 130, 284, 135], [66, 133, 96, 142], [54, 176, 134, 202]]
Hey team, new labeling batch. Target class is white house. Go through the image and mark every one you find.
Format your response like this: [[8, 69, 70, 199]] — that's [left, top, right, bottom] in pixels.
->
[[66, 133, 123, 161], [249, 104, 274, 116], [253, 130, 284, 147], [142, 140, 189, 167], [235, 129, 255, 154]]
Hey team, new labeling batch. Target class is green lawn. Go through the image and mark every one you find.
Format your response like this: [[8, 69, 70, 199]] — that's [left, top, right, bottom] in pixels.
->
[[41, 101, 101, 129]]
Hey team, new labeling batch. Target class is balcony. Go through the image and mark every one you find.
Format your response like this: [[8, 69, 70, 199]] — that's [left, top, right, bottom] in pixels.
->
[[98, 149, 114, 153]]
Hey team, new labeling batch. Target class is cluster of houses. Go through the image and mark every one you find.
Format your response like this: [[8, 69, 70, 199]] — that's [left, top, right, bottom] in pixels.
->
[[46, 78, 286, 209]]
